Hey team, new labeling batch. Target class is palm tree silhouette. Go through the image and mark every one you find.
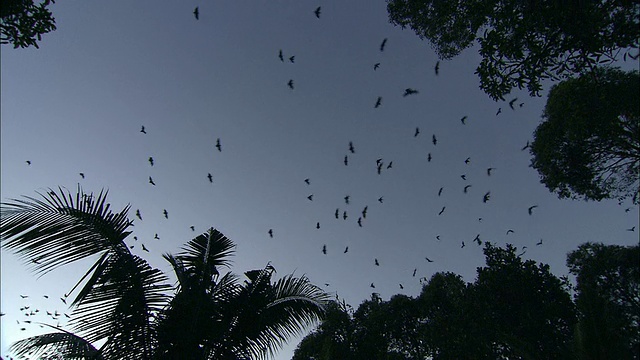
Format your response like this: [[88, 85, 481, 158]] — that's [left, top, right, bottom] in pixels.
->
[[1, 186, 328, 360]]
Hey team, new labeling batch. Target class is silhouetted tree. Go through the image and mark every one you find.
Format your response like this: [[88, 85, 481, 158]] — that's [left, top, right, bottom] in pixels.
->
[[1, 186, 329, 360], [386, 0, 639, 100], [474, 243, 577, 359], [1, 0, 56, 48], [567, 242, 640, 360], [294, 243, 577, 359], [292, 299, 356, 360], [530, 68, 640, 204]]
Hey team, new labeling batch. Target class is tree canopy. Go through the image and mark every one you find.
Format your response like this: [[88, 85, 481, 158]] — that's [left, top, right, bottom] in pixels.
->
[[530, 67, 640, 204], [386, 0, 640, 100], [567, 242, 640, 359], [1, 0, 56, 49], [294, 243, 579, 359], [1, 187, 329, 360]]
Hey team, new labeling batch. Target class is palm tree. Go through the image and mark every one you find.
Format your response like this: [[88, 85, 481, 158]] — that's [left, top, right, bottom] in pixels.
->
[[1, 186, 329, 359]]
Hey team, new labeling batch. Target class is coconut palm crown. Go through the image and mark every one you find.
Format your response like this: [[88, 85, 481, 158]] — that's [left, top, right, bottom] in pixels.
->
[[0, 186, 329, 359]]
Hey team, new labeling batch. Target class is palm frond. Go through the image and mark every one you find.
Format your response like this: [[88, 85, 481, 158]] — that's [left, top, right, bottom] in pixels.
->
[[177, 228, 235, 271], [219, 267, 329, 359], [0, 186, 133, 276], [68, 253, 171, 359], [9, 323, 102, 360]]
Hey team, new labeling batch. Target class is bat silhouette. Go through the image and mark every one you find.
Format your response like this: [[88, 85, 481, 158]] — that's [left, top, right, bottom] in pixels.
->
[[380, 38, 387, 52]]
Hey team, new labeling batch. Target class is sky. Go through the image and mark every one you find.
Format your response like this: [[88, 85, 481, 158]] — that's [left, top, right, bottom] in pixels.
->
[[1, 1, 638, 359]]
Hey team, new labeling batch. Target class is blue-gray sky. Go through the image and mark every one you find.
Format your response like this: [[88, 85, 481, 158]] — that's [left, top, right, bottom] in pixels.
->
[[1, 1, 638, 359]]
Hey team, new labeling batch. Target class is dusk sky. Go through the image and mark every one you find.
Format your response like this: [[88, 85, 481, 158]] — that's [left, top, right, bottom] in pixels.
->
[[1, 1, 638, 359]]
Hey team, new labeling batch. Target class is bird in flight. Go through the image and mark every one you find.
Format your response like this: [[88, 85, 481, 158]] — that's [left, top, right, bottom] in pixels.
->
[[399, 283, 404, 289], [344, 155, 349, 166], [344, 246, 349, 253], [412, 268, 417, 277], [434, 61, 440, 75], [163, 209, 168, 219], [357, 217, 363, 227], [483, 192, 491, 203], [79, 172, 85, 179], [460, 116, 467, 125], [473, 234, 482, 245], [374, 96, 382, 108], [380, 38, 387, 52], [373, 62, 380, 70], [307, 194, 313, 201], [518, 246, 528, 257], [509, 98, 518, 110], [289, 56, 295, 63], [207, 173, 213, 183], [316, 222, 320, 229], [370, 283, 375, 288], [278, 49, 284, 62], [268, 229, 273, 238], [304, 178, 310, 185], [461, 174, 467, 180], [322, 245, 327, 254], [342, 211, 348, 220], [536, 239, 544, 246], [378, 196, 384, 203], [377, 162, 383, 174], [521, 141, 530, 151], [436, 235, 441, 241], [215, 138, 221, 152], [148, 157, 154, 166], [348, 141, 355, 153], [464, 185, 472, 194], [496, 107, 502, 116], [314, 6, 321, 18], [403, 88, 419, 97], [432, 134, 437, 145], [154, 233, 160, 240], [627, 226, 636, 232], [386, 161, 393, 169], [528, 205, 538, 215], [425, 257, 434, 263], [464, 157, 471, 164], [506, 229, 514, 235], [362, 206, 368, 218], [335, 208, 340, 219], [149, 177, 156, 186], [374, 259, 379, 266], [344, 195, 350, 204], [438, 187, 443, 196], [438, 206, 446, 215], [142, 244, 149, 252], [427, 153, 432, 162], [136, 209, 142, 220], [287, 79, 294, 90], [190, 226, 195, 231], [140, 126, 146, 134], [193, 7, 199, 20], [487, 167, 495, 176], [461, 241, 466, 248], [414, 127, 420, 137]]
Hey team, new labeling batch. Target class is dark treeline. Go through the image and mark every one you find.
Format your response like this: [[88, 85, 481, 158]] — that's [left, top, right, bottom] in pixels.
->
[[293, 242, 639, 360]]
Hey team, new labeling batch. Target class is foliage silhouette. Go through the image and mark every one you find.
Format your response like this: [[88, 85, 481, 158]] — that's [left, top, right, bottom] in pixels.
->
[[1, 0, 56, 48], [294, 243, 578, 359], [386, 0, 640, 100], [0, 186, 329, 360], [567, 242, 640, 359], [530, 68, 640, 204]]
